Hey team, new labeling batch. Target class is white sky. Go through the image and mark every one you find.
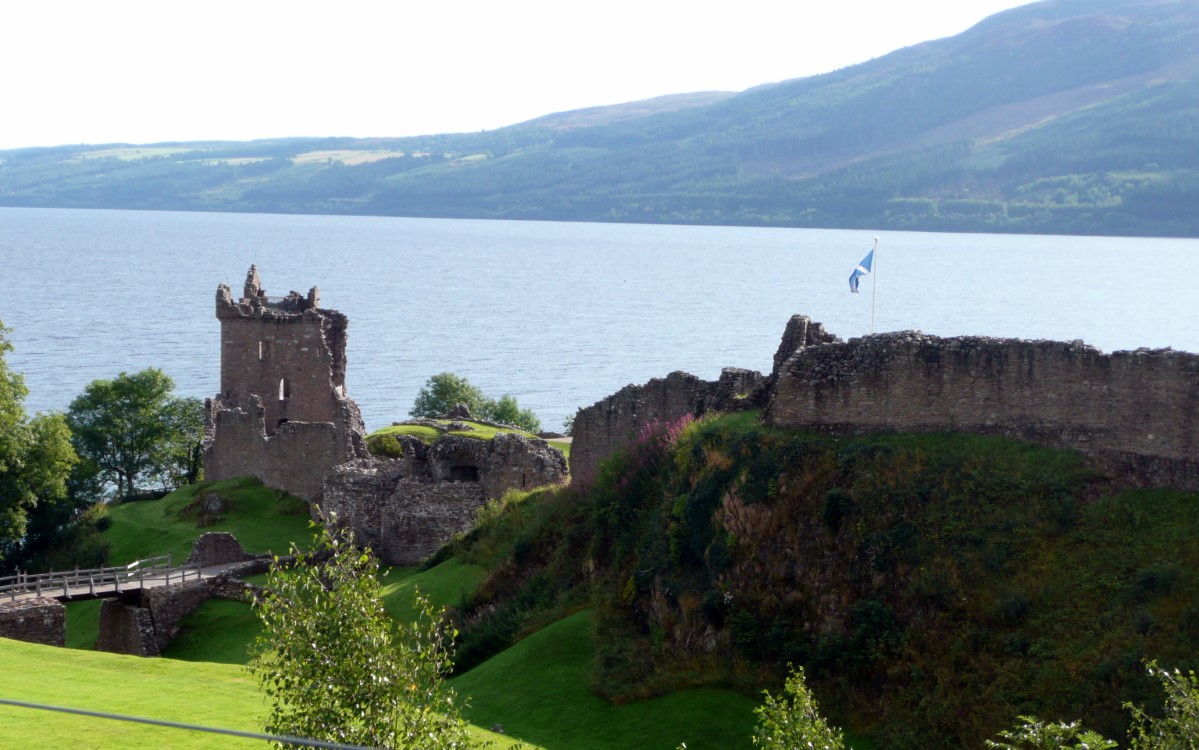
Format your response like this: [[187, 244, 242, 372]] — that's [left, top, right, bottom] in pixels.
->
[[1, 0, 1036, 150]]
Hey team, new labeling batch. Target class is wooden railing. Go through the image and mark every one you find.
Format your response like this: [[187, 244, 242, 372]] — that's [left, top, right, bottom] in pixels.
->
[[0, 555, 203, 602]]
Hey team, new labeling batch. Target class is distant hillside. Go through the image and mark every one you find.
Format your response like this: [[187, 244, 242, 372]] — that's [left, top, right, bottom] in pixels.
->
[[2, 0, 1198, 236]]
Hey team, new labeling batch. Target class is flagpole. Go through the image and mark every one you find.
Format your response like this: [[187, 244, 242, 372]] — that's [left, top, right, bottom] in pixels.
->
[[871, 236, 878, 334]]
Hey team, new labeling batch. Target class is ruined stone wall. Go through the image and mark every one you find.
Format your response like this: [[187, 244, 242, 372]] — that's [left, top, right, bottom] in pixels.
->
[[215, 267, 345, 433], [204, 395, 366, 501], [0, 598, 65, 647], [570, 368, 766, 479], [320, 459, 489, 565], [569, 315, 835, 479], [765, 331, 1199, 488], [204, 266, 368, 502], [186, 532, 254, 567]]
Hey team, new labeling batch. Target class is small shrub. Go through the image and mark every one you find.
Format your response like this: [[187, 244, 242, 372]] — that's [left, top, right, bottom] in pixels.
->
[[753, 665, 846, 750]]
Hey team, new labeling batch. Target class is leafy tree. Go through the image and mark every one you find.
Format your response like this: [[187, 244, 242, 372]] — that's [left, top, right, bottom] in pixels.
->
[[410, 372, 542, 433], [754, 665, 847, 750], [66, 369, 203, 500], [488, 393, 542, 434], [249, 521, 469, 750], [410, 372, 490, 420], [0, 321, 78, 564], [1127, 662, 1199, 750], [156, 395, 205, 487]]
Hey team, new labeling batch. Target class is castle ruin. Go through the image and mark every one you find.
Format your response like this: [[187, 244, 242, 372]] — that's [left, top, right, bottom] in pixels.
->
[[203, 266, 567, 565], [571, 314, 1199, 490], [203, 266, 369, 501]]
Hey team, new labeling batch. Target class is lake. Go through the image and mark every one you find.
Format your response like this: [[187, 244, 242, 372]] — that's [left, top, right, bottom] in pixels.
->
[[1, 207, 1196, 432]]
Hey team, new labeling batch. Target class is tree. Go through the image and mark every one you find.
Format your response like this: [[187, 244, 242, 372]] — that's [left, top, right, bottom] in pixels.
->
[[0, 322, 78, 565], [249, 522, 469, 749], [410, 372, 542, 433], [488, 393, 542, 434], [66, 369, 204, 500], [754, 665, 847, 750], [156, 395, 205, 488], [1127, 662, 1199, 750], [410, 372, 489, 420]]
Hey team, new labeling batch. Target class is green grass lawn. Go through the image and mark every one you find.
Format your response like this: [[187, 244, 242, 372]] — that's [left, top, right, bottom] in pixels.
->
[[370, 423, 445, 445], [103, 476, 312, 565], [380, 558, 487, 623], [0, 637, 527, 749], [451, 610, 758, 750], [0, 636, 264, 749], [157, 558, 487, 667], [65, 600, 104, 650], [160, 599, 260, 664], [368, 419, 540, 444]]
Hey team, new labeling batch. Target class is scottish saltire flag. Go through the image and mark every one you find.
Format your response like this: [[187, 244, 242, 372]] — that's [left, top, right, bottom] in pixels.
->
[[849, 248, 874, 293]]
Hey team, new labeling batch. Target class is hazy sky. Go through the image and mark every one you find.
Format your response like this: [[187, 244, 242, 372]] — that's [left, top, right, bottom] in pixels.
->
[[2, 0, 1036, 150]]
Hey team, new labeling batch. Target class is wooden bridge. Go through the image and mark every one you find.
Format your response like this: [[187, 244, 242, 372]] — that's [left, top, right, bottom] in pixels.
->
[[0, 555, 208, 603]]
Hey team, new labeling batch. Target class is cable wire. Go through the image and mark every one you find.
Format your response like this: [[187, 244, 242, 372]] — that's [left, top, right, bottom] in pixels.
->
[[0, 697, 376, 749]]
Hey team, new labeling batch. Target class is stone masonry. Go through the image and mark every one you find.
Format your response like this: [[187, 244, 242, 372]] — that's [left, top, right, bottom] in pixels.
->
[[572, 313, 1199, 490], [0, 598, 66, 647], [320, 431, 569, 565], [569, 314, 835, 479], [764, 330, 1199, 489], [204, 266, 368, 501]]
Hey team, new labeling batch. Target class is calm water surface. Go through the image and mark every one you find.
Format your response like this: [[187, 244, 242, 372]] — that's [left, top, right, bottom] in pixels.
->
[[2, 207, 1195, 432]]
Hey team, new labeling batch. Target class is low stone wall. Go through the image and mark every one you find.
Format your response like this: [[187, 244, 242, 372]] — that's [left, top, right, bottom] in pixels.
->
[[320, 459, 488, 565], [0, 598, 66, 647], [765, 331, 1199, 488]]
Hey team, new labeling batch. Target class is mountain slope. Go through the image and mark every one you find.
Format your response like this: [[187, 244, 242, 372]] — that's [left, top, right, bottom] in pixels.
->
[[2, 0, 1198, 236]]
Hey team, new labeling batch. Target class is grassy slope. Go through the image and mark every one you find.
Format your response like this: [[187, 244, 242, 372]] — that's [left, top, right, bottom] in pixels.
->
[[451, 610, 757, 750], [0, 638, 523, 749], [443, 412, 1199, 747], [0, 636, 263, 749], [50, 470, 764, 749], [103, 476, 311, 565], [160, 558, 488, 665]]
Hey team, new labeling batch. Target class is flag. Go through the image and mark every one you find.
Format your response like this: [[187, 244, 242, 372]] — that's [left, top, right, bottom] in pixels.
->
[[849, 248, 874, 293]]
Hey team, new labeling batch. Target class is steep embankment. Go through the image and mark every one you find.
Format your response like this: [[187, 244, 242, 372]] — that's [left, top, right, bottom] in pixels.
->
[[446, 411, 1199, 749]]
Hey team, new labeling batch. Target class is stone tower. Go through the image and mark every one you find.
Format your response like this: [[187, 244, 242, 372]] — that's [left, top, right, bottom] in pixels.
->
[[203, 266, 367, 500]]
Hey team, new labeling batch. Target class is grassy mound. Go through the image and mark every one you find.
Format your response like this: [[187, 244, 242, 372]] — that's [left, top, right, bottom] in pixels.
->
[[451, 609, 757, 750], [368, 420, 570, 459], [442, 411, 1199, 749], [103, 476, 311, 565]]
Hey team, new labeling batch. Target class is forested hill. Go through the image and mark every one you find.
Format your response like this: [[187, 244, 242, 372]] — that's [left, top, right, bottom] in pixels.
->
[[3, 0, 1199, 237]]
